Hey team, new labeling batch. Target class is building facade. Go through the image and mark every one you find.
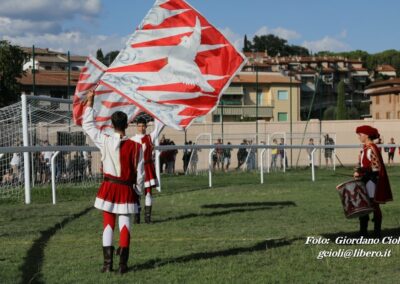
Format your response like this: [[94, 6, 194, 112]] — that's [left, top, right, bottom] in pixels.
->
[[211, 72, 300, 123], [365, 78, 400, 119], [243, 53, 372, 120]]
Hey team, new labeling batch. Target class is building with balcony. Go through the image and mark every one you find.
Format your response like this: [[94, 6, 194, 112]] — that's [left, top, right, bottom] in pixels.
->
[[211, 72, 301, 122], [21, 47, 86, 72], [243, 53, 372, 119], [18, 70, 80, 99], [365, 78, 400, 119], [374, 64, 397, 79]]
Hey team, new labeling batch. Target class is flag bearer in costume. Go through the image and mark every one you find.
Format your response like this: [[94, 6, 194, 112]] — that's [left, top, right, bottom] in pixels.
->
[[354, 125, 393, 238], [83, 90, 144, 274], [131, 117, 164, 224]]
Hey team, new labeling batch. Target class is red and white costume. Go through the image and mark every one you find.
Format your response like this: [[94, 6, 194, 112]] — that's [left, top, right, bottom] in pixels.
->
[[131, 120, 164, 207], [131, 121, 164, 189], [83, 107, 144, 213], [83, 107, 145, 248]]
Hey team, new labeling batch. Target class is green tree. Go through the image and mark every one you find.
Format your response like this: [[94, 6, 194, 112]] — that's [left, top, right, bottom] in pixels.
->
[[348, 107, 360, 119], [103, 51, 119, 66], [96, 49, 105, 64], [243, 34, 251, 52], [0, 41, 25, 107], [252, 34, 287, 56], [323, 106, 336, 120], [336, 80, 348, 120], [250, 34, 309, 56]]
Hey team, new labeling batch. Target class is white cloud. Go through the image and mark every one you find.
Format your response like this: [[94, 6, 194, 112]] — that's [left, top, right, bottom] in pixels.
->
[[220, 27, 243, 50], [3, 32, 126, 55], [0, 0, 111, 55], [0, 17, 61, 36], [254, 26, 301, 40], [0, 0, 101, 21], [220, 25, 302, 51], [302, 36, 350, 53]]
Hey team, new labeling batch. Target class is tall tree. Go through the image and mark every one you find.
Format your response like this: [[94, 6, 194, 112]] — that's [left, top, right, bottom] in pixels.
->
[[96, 49, 105, 64], [243, 34, 251, 52], [0, 41, 25, 107], [336, 80, 348, 120], [103, 51, 119, 66]]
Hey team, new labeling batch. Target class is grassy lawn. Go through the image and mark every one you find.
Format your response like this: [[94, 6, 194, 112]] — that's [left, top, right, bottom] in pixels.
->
[[1, 167, 400, 283]]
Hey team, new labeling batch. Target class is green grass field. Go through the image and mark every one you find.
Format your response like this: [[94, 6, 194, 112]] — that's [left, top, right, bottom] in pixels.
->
[[1, 168, 400, 283]]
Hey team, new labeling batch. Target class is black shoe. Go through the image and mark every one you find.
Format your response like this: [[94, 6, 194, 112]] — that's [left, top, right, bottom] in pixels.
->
[[145, 206, 152, 224], [133, 213, 140, 224], [116, 247, 129, 274], [101, 246, 114, 273]]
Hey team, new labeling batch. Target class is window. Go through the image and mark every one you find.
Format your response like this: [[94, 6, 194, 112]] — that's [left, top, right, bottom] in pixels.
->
[[213, 115, 221, 123], [386, 112, 391, 119], [398, 111, 400, 119], [376, 113, 380, 119], [389, 95, 392, 103], [278, 90, 288, 100], [376, 96, 380, 104], [278, 112, 288, 122], [44, 66, 51, 70]]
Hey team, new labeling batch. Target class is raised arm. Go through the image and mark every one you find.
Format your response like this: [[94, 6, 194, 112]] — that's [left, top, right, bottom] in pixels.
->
[[150, 119, 165, 143], [82, 90, 106, 149]]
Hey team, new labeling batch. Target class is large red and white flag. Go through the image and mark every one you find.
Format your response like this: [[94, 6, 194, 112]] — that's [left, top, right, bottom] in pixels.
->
[[73, 56, 140, 130], [73, 0, 246, 130], [97, 0, 246, 130]]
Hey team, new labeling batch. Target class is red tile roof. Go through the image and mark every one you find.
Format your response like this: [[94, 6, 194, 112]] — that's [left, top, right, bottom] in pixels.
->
[[18, 71, 80, 86], [366, 78, 400, 89], [375, 64, 396, 72], [367, 86, 400, 96]]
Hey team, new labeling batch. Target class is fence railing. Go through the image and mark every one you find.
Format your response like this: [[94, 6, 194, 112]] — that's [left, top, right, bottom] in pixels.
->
[[1, 144, 398, 205]]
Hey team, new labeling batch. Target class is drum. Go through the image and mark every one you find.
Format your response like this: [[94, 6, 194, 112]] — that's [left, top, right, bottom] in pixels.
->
[[336, 179, 374, 218]]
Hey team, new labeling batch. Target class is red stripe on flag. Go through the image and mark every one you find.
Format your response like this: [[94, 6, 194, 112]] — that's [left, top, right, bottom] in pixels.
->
[[179, 117, 195, 127], [95, 116, 112, 122], [159, 95, 217, 108], [131, 31, 193, 48], [95, 89, 114, 95], [138, 83, 201, 93], [79, 73, 91, 81], [76, 82, 97, 93], [107, 58, 168, 73], [87, 56, 107, 72], [99, 80, 161, 123], [102, 101, 132, 108], [142, 11, 208, 30], [196, 45, 244, 77], [178, 107, 209, 116], [160, 0, 192, 10]]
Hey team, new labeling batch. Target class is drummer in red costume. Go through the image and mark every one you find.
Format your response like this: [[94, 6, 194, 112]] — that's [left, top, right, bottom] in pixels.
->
[[83, 90, 144, 274], [354, 125, 393, 238], [131, 117, 164, 224]]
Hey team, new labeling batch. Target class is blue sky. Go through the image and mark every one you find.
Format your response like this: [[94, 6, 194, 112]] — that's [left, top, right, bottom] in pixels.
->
[[1, 0, 399, 55]]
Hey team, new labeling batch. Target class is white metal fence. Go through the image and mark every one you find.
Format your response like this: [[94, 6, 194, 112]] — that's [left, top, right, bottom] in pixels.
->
[[1, 143, 398, 205]]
